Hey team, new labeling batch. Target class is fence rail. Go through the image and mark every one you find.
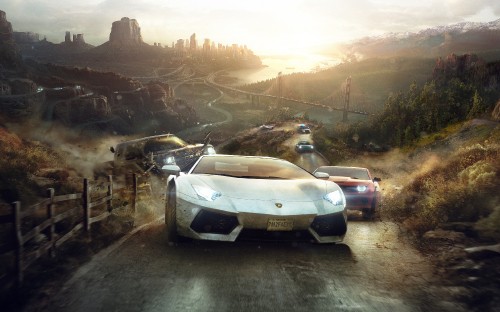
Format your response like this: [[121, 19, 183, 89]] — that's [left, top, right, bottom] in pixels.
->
[[0, 173, 148, 289]]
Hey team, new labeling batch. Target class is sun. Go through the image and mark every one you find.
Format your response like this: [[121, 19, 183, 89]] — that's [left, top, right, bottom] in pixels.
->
[[247, 12, 334, 57]]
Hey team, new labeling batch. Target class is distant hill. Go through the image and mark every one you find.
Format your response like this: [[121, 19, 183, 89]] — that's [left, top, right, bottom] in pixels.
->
[[242, 56, 437, 114], [333, 19, 500, 60]]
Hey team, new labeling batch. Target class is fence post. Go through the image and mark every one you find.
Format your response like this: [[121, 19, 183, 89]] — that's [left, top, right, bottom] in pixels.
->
[[12, 201, 23, 288], [107, 175, 113, 212], [132, 174, 137, 215], [83, 178, 91, 239], [47, 188, 55, 258]]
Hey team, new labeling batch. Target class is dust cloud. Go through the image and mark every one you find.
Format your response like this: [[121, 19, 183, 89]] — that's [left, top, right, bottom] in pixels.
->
[[336, 148, 445, 198], [5, 118, 128, 178], [6, 118, 167, 223]]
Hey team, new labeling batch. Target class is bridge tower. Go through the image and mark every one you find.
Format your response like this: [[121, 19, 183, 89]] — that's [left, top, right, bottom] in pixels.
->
[[342, 76, 351, 122], [277, 72, 283, 106]]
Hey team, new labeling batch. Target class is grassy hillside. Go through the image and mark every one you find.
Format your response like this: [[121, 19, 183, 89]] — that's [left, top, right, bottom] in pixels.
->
[[380, 120, 500, 238], [0, 123, 80, 205]]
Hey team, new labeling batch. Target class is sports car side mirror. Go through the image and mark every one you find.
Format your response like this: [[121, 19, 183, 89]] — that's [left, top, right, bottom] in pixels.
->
[[373, 177, 381, 182], [314, 172, 330, 180], [162, 165, 181, 176]]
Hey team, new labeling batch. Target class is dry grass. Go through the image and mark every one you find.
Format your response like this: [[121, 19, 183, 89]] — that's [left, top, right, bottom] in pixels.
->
[[381, 141, 500, 238], [0, 128, 65, 204]]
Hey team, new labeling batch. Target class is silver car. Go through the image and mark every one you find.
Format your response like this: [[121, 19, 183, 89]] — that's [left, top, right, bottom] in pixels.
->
[[163, 154, 347, 244]]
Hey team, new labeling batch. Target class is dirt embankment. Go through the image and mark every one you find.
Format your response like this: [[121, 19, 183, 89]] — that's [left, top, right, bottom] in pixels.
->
[[364, 119, 500, 311]]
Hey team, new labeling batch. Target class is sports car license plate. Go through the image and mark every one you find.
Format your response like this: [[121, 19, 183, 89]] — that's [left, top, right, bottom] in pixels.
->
[[267, 218, 294, 231]]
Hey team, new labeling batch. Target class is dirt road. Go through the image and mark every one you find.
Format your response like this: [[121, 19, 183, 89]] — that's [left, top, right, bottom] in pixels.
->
[[38, 214, 464, 312], [20, 123, 467, 312], [283, 130, 329, 172]]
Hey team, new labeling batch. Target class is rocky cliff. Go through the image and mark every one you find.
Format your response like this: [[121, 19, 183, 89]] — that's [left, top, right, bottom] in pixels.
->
[[0, 11, 13, 41], [109, 17, 144, 46], [0, 10, 22, 70], [88, 16, 154, 61]]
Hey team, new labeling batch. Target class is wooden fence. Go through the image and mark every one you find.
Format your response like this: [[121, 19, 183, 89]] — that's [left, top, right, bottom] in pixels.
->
[[0, 173, 150, 289]]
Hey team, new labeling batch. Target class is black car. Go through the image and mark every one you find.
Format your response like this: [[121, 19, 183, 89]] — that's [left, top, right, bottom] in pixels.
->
[[110, 133, 216, 175]]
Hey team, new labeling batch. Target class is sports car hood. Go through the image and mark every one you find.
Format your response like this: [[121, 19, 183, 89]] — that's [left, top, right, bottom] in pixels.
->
[[184, 175, 331, 202]]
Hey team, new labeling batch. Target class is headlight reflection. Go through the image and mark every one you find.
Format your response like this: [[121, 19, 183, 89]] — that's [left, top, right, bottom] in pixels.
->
[[192, 184, 222, 201], [323, 190, 344, 206]]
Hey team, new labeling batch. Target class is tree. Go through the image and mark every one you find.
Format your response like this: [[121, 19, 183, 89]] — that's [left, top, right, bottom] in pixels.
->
[[467, 90, 486, 119]]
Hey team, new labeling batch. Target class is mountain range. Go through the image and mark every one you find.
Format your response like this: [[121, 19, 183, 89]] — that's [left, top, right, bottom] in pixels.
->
[[334, 18, 500, 60]]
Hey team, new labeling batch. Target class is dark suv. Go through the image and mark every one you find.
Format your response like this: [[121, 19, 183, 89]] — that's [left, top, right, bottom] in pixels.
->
[[110, 134, 216, 176]]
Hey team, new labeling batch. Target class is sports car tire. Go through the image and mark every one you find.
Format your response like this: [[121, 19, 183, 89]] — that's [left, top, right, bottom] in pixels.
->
[[165, 184, 178, 243], [362, 209, 373, 220]]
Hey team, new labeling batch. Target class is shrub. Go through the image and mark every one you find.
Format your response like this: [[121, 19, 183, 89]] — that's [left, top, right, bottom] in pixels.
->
[[0, 134, 66, 204], [382, 142, 499, 236]]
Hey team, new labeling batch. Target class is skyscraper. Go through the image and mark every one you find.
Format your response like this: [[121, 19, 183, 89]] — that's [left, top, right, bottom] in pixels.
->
[[189, 33, 196, 50]]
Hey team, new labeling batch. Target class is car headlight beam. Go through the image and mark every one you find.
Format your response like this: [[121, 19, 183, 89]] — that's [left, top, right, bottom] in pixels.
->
[[192, 184, 222, 201], [323, 190, 344, 206]]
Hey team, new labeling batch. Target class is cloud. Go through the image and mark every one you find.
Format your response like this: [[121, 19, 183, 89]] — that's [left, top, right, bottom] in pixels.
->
[[1, 0, 499, 51], [443, 0, 500, 17]]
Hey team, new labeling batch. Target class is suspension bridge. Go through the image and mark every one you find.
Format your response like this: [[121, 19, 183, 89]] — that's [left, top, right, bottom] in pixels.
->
[[205, 72, 374, 121]]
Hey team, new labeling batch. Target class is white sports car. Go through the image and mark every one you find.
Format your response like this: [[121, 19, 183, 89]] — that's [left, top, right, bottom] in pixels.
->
[[163, 155, 347, 243]]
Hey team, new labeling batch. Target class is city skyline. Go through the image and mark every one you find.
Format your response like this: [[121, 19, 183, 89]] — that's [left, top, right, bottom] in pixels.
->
[[1, 0, 499, 56]]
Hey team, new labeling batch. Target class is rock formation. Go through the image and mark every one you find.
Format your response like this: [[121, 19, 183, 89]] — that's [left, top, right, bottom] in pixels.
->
[[0, 11, 12, 41], [0, 10, 22, 70], [109, 17, 144, 45], [87, 16, 154, 62], [64, 31, 86, 46]]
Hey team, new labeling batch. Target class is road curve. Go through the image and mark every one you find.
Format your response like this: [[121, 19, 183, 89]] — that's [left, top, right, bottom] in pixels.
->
[[285, 131, 329, 172]]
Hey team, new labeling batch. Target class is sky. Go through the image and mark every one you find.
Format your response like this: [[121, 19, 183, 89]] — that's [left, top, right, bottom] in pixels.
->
[[1, 0, 499, 56]]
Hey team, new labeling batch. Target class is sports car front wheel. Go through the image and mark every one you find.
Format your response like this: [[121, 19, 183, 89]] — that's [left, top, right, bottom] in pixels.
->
[[165, 184, 178, 243]]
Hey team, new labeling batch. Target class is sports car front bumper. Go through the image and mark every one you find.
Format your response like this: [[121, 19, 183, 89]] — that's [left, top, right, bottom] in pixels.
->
[[175, 196, 347, 243]]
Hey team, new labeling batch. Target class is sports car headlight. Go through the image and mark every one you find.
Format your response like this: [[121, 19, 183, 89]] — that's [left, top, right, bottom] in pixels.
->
[[192, 185, 221, 201], [323, 190, 344, 205], [164, 156, 176, 165], [356, 185, 368, 192]]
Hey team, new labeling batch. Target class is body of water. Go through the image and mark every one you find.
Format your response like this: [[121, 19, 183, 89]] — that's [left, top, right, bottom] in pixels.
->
[[225, 54, 341, 86]]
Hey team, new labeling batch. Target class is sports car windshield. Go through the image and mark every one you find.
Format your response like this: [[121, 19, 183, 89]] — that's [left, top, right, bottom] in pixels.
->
[[317, 167, 370, 180], [192, 156, 316, 180]]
